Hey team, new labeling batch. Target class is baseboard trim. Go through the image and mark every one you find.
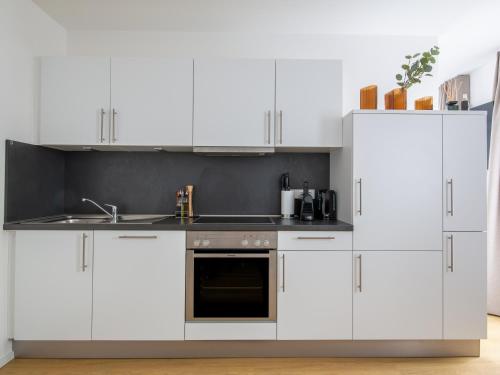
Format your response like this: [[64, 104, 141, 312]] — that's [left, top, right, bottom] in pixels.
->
[[0, 351, 15, 368], [13, 340, 480, 358]]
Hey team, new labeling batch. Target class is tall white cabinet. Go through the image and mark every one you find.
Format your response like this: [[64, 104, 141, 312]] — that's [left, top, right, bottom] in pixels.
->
[[332, 111, 487, 340]]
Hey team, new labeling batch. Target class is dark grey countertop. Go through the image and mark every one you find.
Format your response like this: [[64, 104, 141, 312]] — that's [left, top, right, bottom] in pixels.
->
[[3, 216, 353, 231]]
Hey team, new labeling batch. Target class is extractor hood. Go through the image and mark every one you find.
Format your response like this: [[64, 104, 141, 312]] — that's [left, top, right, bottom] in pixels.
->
[[193, 146, 275, 155]]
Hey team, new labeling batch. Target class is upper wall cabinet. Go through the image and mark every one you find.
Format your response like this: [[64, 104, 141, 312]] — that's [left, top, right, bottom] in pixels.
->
[[443, 114, 487, 231], [40, 57, 193, 148], [40, 57, 111, 146], [193, 59, 276, 148], [275, 60, 342, 149], [109, 58, 193, 146]]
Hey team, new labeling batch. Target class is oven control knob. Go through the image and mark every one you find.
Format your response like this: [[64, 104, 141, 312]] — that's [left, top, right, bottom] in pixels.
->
[[202, 240, 210, 247], [193, 240, 201, 247], [254, 240, 261, 247], [241, 239, 249, 246], [263, 240, 270, 247]]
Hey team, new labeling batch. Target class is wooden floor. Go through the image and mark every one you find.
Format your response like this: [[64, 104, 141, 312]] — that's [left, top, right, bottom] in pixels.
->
[[2, 315, 500, 375]]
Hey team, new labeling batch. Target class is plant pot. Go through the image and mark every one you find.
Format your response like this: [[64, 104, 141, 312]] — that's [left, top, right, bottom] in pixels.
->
[[384, 88, 407, 110], [446, 100, 459, 111]]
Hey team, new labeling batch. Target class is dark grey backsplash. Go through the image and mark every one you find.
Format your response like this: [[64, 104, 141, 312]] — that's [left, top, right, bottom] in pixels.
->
[[5, 140, 65, 222], [65, 151, 329, 215], [5, 141, 330, 220]]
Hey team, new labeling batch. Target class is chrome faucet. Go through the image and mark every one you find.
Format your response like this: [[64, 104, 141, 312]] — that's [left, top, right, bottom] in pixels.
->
[[81, 198, 118, 223]]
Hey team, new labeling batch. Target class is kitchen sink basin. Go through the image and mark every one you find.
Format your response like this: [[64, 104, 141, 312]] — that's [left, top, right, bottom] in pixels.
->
[[30, 214, 171, 225]]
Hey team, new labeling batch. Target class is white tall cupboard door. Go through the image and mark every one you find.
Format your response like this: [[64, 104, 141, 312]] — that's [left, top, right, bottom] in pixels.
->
[[352, 114, 443, 251], [443, 114, 487, 231], [110, 58, 193, 146], [353, 251, 442, 340], [444, 232, 487, 339], [277, 251, 352, 340], [14, 231, 93, 340], [40, 57, 110, 145], [275, 60, 342, 148], [92, 231, 185, 340], [193, 59, 275, 147]]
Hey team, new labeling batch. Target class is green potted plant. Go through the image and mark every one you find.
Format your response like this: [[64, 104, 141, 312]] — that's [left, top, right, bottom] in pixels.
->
[[389, 46, 440, 110]]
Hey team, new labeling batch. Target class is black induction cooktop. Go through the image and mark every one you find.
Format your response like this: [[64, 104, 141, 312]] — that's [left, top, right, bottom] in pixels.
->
[[193, 216, 275, 224]]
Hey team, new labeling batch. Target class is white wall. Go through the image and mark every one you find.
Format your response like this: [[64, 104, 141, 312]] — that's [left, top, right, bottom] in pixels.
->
[[470, 55, 497, 108], [0, 0, 66, 366], [67, 31, 439, 113]]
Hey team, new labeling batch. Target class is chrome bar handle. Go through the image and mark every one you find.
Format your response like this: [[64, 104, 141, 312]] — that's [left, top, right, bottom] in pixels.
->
[[266, 110, 271, 144], [279, 110, 283, 144], [82, 233, 88, 272], [99, 108, 106, 143], [296, 236, 336, 240], [356, 254, 362, 292], [447, 235, 454, 272], [118, 235, 158, 239], [356, 178, 363, 215], [447, 178, 454, 216], [281, 253, 286, 292], [112, 108, 118, 143]]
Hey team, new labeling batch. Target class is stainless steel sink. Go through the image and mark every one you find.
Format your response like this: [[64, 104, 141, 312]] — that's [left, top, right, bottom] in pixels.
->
[[30, 214, 171, 225]]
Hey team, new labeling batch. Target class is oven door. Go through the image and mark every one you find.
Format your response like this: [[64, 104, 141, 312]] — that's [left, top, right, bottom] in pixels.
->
[[186, 250, 277, 321]]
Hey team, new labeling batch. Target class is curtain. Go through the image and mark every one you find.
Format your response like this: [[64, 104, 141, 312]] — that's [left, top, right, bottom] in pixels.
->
[[488, 52, 500, 316], [439, 75, 470, 110]]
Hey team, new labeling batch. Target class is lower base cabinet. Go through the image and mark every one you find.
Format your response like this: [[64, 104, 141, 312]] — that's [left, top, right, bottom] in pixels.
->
[[92, 231, 185, 340], [14, 231, 93, 340], [277, 251, 352, 340], [444, 232, 487, 339], [353, 251, 442, 340]]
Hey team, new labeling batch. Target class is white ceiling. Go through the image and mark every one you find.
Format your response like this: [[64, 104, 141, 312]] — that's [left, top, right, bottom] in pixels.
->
[[32, 0, 495, 36]]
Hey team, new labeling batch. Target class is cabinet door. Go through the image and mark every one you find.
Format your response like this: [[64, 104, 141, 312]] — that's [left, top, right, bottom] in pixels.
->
[[353, 251, 442, 340], [193, 59, 275, 147], [444, 232, 487, 339], [92, 231, 185, 340], [40, 57, 110, 145], [353, 114, 442, 250], [275, 60, 342, 148], [443, 114, 487, 231], [14, 231, 93, 340], [277, 251, 352, 340], [110, 58, 193, 146]]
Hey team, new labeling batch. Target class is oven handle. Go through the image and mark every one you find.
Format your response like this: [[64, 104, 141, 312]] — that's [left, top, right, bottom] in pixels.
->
[[192, 253, 272, 258]]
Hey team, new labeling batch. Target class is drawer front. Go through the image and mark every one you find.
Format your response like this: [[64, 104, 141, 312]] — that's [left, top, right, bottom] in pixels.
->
[[278, 231, 352, 250]]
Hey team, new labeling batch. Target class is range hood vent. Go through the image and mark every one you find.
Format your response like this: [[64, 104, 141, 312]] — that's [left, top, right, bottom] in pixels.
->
[[193, 147, 275, 156]]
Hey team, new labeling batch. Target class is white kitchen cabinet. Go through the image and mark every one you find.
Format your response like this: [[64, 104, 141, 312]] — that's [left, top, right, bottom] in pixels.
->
[[444, 232, 487, 339], [443, 114, 487, 231], [14, 231, 93, 340], [275, 59, 342, 148], [353, 251, 442, 340], [349, 113, 443, 251], [109, 58, 193, 146], [92, 231, 185, 340], [277, 250, 352, 340], [193, 59, 275, 148], [40, 57, 111, 146]]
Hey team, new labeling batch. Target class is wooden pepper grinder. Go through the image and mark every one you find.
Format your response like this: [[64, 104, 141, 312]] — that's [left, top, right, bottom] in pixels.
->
[[186, 185, 194, 218]]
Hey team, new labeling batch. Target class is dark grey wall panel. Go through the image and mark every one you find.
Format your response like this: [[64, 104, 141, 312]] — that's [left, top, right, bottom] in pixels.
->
[[5, 140, 65, 222], [64, 152, 329, 215]]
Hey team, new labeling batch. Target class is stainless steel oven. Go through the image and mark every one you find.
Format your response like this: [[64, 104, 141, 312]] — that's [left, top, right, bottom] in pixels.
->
[[186, 231, 277, 321]]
